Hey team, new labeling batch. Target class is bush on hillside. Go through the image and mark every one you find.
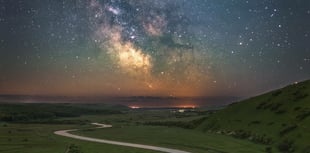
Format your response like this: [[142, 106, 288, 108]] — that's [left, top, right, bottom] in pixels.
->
[[267, 122, 274, 126], [248, 120, 261, 126], [279, 124, 297, 136], [296, 109, 310, 121], [272, 90, 282, 97], [67, 144, 83, 153], [270, 103, 283, 111], [293, 107, 301, 111], [277, 139, 294, 153], [275, 109, 287, 114], [230, 130, 272, 145], [256, 101, 267, 110], [144, 117, 206, 129], [292, 90, 308, 101], [265, 146, 272, 153]]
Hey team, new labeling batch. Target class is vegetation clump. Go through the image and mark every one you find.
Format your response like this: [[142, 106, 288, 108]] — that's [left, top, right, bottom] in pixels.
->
[[295, 109, 310, 121], [277, 139, 294, 153], [67, 144, 83, 153], [279, 124, 297, 136]]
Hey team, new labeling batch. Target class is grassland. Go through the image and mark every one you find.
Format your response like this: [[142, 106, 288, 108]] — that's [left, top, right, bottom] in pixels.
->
[[70, 80, 310, 153], [198, 80, 310, 153], [73, 125, 266, 153], [0, 106, 266, 153], [0, 80, 309, 153], [0, 123, 159, 153], [0, 103, 127, 123]]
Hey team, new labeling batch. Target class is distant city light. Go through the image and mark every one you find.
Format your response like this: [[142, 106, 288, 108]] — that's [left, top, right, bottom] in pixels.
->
[[130, 106, 141, 109], [175, 105, 197, 109]]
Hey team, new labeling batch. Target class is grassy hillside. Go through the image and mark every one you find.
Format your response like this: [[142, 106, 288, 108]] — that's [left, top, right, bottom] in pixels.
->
[[198, 80, 310, 153], [74, 125, 266, 153]]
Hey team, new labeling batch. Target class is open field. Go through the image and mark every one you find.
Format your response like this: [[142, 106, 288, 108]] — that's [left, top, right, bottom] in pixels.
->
[[0, 106, 266, 153], [73, 124, 266, 153], [0, 123, 159, 153]]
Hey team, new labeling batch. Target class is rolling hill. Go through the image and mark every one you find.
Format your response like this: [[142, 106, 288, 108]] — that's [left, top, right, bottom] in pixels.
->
[[198, 80, 310, 153]]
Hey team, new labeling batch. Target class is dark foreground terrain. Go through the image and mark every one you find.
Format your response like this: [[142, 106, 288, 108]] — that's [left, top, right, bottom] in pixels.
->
[[0, 80, 309, 153]]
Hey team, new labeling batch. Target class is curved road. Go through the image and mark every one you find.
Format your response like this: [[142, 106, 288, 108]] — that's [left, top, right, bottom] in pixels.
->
[[54, 123, 191, 153]]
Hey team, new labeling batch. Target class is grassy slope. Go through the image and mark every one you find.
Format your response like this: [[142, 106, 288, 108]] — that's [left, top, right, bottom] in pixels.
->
[[74, 125, 266, 153], [0, 123, 159, 153], [198, 80, 310, 153]]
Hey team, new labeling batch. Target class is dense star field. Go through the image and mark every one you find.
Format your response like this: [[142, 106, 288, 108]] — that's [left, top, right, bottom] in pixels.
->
[[0, 0, 309, 97]]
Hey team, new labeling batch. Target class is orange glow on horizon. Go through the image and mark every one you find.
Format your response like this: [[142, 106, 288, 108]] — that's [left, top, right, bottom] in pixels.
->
[[175, 105, 198, 109], [129, 106, 141, 109], [128, 105, 198, 109]]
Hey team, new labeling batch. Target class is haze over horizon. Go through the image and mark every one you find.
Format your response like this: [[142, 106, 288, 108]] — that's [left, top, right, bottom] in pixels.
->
[[0, 0, 309, 98]]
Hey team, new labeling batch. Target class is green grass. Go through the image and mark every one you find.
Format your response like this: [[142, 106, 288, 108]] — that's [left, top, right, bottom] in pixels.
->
[[73, 125, 266, 153], [57, 109, 205, 126], [198, 80, 310, 153], [1, 80, 309, 153], [0, 123, 160, 153], [0, 103, 127, 123]]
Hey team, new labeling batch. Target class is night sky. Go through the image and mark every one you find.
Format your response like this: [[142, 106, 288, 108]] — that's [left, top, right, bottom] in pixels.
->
[[0, 0, 309, 97]]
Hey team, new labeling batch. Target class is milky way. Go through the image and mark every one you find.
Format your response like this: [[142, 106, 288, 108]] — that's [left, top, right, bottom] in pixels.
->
[[0, 0, 309, 97]]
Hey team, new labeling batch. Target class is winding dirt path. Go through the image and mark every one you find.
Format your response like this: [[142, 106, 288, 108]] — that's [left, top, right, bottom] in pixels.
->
[[54, 123, 191, 153]]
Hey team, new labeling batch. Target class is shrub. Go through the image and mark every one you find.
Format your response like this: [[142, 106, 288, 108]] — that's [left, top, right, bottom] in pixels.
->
[[279, 125, 297, 136], [292, 91, 308, 101], [275, 109, 287, 114], [272, 90, 282, 96], [296, 109, 310, 121], [265, 146, 272, 153], [143, 117, 207, 129], [277, 139, 294, 153], [22, 138, 28, 142], [67, 144, 83, 153], [248, 120, 261, 126], [270, 103, 283, 111], [233, 130, 251, 139], [256, 102, 267, 110], [294, 107, 301, 111], [263, 103, 273, 109], [234, 119, 242, 122], [252, 134, 273, 145]]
